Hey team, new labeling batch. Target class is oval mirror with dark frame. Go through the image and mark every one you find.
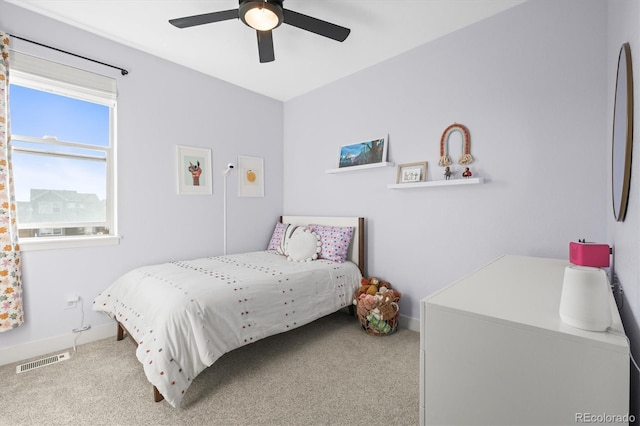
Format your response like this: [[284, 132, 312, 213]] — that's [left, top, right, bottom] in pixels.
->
[[612, 42, 634, 222]]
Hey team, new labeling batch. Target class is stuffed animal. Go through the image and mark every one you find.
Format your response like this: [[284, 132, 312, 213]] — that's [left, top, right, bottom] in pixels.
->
[[377, 291, 394, 304], [365, 277, 382, 295], [371, 307, 383, 320], [354, 285, 369, 299], [356, 294, 378, 316], [366, 313, 392, 334], [355, 293, 377, 317], [352, 277, 400, 335], [378, 280, 392, 291], [387, 288, 401, 301], [358, 294, 377, 310], [353, 277, 398, 311], [354, 277, 387, 298]]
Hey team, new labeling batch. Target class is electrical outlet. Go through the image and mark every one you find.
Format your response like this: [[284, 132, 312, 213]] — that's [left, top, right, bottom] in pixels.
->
[[65, 294, 79, 310]]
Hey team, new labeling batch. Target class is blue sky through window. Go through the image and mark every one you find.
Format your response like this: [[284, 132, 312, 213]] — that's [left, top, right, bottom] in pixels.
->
[[9, 84, 109, 202], [10, 85, 109, 145]]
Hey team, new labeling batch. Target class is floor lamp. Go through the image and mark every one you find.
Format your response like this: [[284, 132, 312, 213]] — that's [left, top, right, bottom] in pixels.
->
[[223, 163, 234, 255]]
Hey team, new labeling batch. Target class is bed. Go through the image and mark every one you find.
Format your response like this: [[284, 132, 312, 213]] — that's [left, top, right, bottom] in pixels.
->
[[92, 215, 365, 407]]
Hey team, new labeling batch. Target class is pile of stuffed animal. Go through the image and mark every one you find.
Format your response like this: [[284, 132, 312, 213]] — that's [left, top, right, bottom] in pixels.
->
[[353, 277, 401, 335]]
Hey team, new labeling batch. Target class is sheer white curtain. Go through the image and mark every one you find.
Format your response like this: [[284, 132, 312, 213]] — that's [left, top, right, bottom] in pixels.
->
[[0, 32, 24, 332]]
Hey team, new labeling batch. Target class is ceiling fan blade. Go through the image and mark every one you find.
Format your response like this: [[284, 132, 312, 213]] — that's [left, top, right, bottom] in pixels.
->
[[283, 9, 350, 42], [257, 30, 275, 63], [169, 9, 239, 28]]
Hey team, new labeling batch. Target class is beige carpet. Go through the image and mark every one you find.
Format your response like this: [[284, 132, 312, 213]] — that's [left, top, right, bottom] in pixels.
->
[[1, 312, 419, 426]]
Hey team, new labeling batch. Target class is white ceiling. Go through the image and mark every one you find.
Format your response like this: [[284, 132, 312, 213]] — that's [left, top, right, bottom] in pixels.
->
[[7, 0, 526, 101]]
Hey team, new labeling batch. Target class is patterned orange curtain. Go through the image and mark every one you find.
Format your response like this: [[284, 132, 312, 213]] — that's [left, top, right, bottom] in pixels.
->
[[0, 32, 24, 332]]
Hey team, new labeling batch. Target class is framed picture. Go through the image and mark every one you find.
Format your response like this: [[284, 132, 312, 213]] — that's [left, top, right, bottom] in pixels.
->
[[396, 161, 427, 184], [338, 136, 388, 168], [238, 155, 264, 197], [177, 145, 212, 195]]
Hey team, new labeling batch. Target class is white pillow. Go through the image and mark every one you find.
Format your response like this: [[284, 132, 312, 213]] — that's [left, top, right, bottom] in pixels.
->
[[277, 225, 300, 256], [286, 229, 322, 262]]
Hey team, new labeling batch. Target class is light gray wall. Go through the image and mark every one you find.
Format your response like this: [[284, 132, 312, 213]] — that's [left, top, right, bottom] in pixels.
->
[[0, 1, 284, 350], [283, 0, 608, 320], [4, 1, 635, 397], [607, 0, 640, 417]]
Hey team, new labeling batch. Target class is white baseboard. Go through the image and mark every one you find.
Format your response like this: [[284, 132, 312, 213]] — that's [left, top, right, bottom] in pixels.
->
[[399, 314, 420, 332], [0, 322, 116, 367]]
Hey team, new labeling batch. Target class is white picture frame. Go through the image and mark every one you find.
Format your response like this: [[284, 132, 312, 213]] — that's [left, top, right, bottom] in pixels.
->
[[177, 145, 212, 195], [238, 155, 264, 197], [397, 162, 427, 184], [338, 136, 388, 169]]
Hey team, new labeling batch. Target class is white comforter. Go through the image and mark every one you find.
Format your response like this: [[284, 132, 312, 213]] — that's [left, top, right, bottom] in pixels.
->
[[93, 251, 361, 407]]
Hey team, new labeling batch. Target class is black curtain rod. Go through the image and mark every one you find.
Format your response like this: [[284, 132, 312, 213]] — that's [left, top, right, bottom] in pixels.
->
[[9, 34, 129, 76]]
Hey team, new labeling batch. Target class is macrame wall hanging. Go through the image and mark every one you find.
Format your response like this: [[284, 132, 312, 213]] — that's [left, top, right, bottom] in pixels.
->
[[438, 123, 473, 167]]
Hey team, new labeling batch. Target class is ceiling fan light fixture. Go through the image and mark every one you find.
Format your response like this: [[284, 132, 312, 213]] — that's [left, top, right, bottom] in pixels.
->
[[240, 1, 283, 31]]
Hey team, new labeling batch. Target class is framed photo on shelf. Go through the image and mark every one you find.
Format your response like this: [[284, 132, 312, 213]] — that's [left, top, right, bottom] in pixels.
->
[[396, 162, 427, 184], [177, 145, 212, 195], [238, 155, 264, 197], [338, 136, 388, 169]]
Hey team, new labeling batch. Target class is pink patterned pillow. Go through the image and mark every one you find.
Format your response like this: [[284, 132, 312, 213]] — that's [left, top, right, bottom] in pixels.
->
[[267, 222, 289, 251], [308, 224, 354, 263]]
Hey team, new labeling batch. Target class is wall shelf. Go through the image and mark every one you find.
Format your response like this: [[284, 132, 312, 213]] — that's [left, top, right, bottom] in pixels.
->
[[326, 162, 394, 174], [387, 177, 484, 189]]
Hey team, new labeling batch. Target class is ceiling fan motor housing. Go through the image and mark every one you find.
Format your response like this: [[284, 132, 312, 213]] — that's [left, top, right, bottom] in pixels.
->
[[239, 0, 284, 30]]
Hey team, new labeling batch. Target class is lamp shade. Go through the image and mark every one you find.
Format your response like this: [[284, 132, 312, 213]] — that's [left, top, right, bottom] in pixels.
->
[[559, 265, 611, 332]]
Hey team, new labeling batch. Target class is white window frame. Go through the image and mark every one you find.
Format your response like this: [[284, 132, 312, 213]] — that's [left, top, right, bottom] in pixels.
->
[[9, 52, 119, 251]]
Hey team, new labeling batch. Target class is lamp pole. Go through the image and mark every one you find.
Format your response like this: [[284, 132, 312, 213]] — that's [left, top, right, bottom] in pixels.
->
[[223, 164, 234, 255]]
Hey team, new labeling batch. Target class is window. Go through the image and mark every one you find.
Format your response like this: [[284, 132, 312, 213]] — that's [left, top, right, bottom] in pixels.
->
[[9, 52, 117, 250]]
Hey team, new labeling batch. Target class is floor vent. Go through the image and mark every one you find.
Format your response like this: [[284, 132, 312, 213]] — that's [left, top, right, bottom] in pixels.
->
[[16, 352, 70, 374]]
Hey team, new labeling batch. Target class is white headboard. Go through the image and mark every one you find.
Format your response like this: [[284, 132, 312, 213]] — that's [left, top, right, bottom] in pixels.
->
[[280, 215, 365, 275]]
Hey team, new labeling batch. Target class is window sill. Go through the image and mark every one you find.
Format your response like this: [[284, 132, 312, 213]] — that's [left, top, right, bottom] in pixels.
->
[[19, 235, 120, 251]]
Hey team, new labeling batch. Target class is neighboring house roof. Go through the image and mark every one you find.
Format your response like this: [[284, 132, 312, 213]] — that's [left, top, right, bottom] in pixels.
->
[[17, 189, 105, 225], [29, 189, 100, 203]]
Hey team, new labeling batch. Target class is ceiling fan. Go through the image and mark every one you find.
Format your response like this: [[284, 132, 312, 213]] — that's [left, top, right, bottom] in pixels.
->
[[169, 0, 351, 63]]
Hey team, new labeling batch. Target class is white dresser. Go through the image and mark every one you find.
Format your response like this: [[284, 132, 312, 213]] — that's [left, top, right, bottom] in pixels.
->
[[420, 255, 630, 426]]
